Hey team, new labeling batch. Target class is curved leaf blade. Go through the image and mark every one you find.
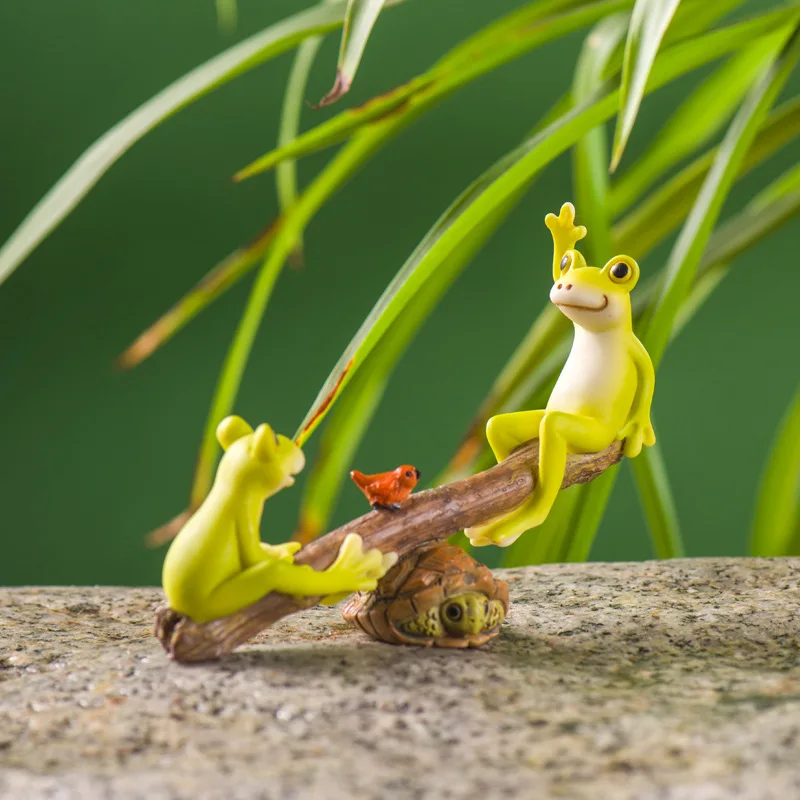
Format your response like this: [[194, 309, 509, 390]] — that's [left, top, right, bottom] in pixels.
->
[[118, 221, 277, 369], [631, 438, 684, 558], [298, 6, 799, 446], [573, 12, 629, 263], [611, 0, 682, 171], [277, 25, 328, 265], [613, 95, 800, 257], [611, 32, 785, 215], [316, 0, 387, 107], [750, 386, 800, 557], [0, 0, 391, 288], [294, 192, 519, 541], [235, 0, 635, 181], [641, 21, 800, 369]]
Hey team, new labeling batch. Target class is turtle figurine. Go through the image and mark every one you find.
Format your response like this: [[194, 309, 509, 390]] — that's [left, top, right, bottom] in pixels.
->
[[342, 542, 509, 648]]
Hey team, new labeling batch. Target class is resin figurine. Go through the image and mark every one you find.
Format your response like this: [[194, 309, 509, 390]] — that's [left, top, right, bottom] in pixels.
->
[[351, 464, 421, 510], [343, 542, 509, 648], [465, 202, 656, 548], [162, 415, 397, 622]]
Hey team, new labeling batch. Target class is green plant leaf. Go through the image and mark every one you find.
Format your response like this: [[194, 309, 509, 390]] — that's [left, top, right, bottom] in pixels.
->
[[118, 221, 277, 369], [611, 31, 786, 215], [316, 0, 387, 107], [295, 189, 521, 541], [630, 438, 684, 558], [641, 21, 800, 369], [750, 386, 800, 557], [235, 0, 635, 182], [216, 0, 238, 32], [277, 24, 328, 265], [0, 0, 410, 288], [572, 13, 629, 263], [443, 144, 800, 485], [562, 466, 621, 561], [381, 8, 800, 478], [502, 483, 583, 566], [611, 0, 682, 171], [613, 95, 800, 257]]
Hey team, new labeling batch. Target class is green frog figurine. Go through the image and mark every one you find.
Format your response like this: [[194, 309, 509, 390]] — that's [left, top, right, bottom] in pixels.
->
[[466, 203, 656, 548], [162, 415, 396, 622]]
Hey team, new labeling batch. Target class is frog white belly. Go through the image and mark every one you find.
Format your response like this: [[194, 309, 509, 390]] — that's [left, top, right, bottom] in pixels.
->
[[546, 327, 635, 430]]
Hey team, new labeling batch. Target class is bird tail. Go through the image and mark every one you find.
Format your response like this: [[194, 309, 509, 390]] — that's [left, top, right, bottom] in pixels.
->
[[350, 470, 368, 490]]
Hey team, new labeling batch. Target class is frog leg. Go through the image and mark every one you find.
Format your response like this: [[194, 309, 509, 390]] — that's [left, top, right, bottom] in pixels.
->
[[187, 534, 393, 622], [464, 410, 546, 544], [468, 412, 611, 547], [485, 410, 547, 462]]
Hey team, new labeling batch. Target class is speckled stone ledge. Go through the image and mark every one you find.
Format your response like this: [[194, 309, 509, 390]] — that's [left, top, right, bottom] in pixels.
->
[[1, 558, 799, 799]]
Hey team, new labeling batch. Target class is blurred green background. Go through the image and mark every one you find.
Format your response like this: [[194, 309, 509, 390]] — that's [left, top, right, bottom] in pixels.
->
[[0, 0, 797, 586]]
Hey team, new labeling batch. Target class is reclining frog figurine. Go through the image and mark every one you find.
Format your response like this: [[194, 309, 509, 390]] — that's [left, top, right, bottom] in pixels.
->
[[465, 202, 656, 548], [162, 415, 396, 623]]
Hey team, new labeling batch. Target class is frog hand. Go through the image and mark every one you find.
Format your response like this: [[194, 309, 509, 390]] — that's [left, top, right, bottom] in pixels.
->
[[319, 533, 398, 606], [618, 418, 656, 459], [261, 541, 302, 563], [545, 202, 587, 252]]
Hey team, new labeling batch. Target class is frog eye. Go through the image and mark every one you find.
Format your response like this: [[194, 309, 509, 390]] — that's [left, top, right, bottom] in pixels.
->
[[609, 261, 631, 283], [560, 253, 572, 272], [405, 470, 414, 479]]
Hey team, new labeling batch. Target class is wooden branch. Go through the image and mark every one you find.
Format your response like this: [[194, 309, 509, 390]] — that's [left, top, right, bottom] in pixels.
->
[[154, 440, 623, 662]]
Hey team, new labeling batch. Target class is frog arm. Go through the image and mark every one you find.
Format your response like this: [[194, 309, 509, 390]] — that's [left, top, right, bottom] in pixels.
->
[[619, 335, 656, 458], [235, 502, 274, 568], [544, 202, 587, 281]]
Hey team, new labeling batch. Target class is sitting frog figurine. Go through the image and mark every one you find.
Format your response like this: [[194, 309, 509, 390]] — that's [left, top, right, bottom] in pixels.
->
[[162, 415, 396, 622], [465, 202, 656, 548]]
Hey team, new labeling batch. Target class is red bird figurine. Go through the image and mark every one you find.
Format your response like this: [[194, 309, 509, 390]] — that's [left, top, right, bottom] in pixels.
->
[[350, 465, 421, 511]]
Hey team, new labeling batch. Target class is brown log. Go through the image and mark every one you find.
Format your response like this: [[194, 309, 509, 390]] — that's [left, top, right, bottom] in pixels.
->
[[154, 440, 623, 662]]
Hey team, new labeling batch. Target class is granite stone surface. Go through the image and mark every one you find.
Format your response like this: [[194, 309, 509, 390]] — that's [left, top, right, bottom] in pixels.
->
[[1, 558, 799, 799]]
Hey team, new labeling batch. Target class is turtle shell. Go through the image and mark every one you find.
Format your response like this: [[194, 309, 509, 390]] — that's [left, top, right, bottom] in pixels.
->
[[342, 543, 509, 648]]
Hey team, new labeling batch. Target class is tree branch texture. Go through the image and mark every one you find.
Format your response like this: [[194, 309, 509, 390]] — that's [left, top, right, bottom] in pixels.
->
[[154, 440, 623, 662]]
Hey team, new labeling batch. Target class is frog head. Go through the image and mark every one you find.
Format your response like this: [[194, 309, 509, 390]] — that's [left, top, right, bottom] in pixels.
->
[[550, 251, 639, 332], [215, 415, 306, 497]]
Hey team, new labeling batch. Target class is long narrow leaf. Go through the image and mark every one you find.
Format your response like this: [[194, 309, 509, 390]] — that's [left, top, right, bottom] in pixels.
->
[[277, 26, 328, 264], [502, 485, 583, 566], [572, 13, 629, 262], [445, 143, 800, 484], [750, 387, 800, 557], [562, 467, 621, 561], [611, 32, 785, 214], [295, 190, 522, 541], [613, 95, 800, 256], [641, 22, 800, 369], [0, 0, 407, 287], [216, 0, 237, 32], [235, 0, 634, 182], [611, 0, 682, 170], [297, 7, 800, 447], [631, 438, 684, 558], [317, 0, 387, 107], [118, 221, 277, 369], [569, 22, 800, 563]]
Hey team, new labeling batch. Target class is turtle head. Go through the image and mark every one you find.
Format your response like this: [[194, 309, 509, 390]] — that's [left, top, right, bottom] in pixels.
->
[[440, 593, 505, 637], [399, 591, 506, 641]]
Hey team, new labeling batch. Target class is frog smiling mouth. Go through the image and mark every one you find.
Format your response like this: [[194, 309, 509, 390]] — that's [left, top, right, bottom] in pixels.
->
[[556, 294, 608, 312]]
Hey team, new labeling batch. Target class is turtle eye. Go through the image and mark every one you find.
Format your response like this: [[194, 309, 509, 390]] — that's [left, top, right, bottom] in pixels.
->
[[444, 603, 462, 622], [609, 261, 631, 283], [560, 253, 572, 272]]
